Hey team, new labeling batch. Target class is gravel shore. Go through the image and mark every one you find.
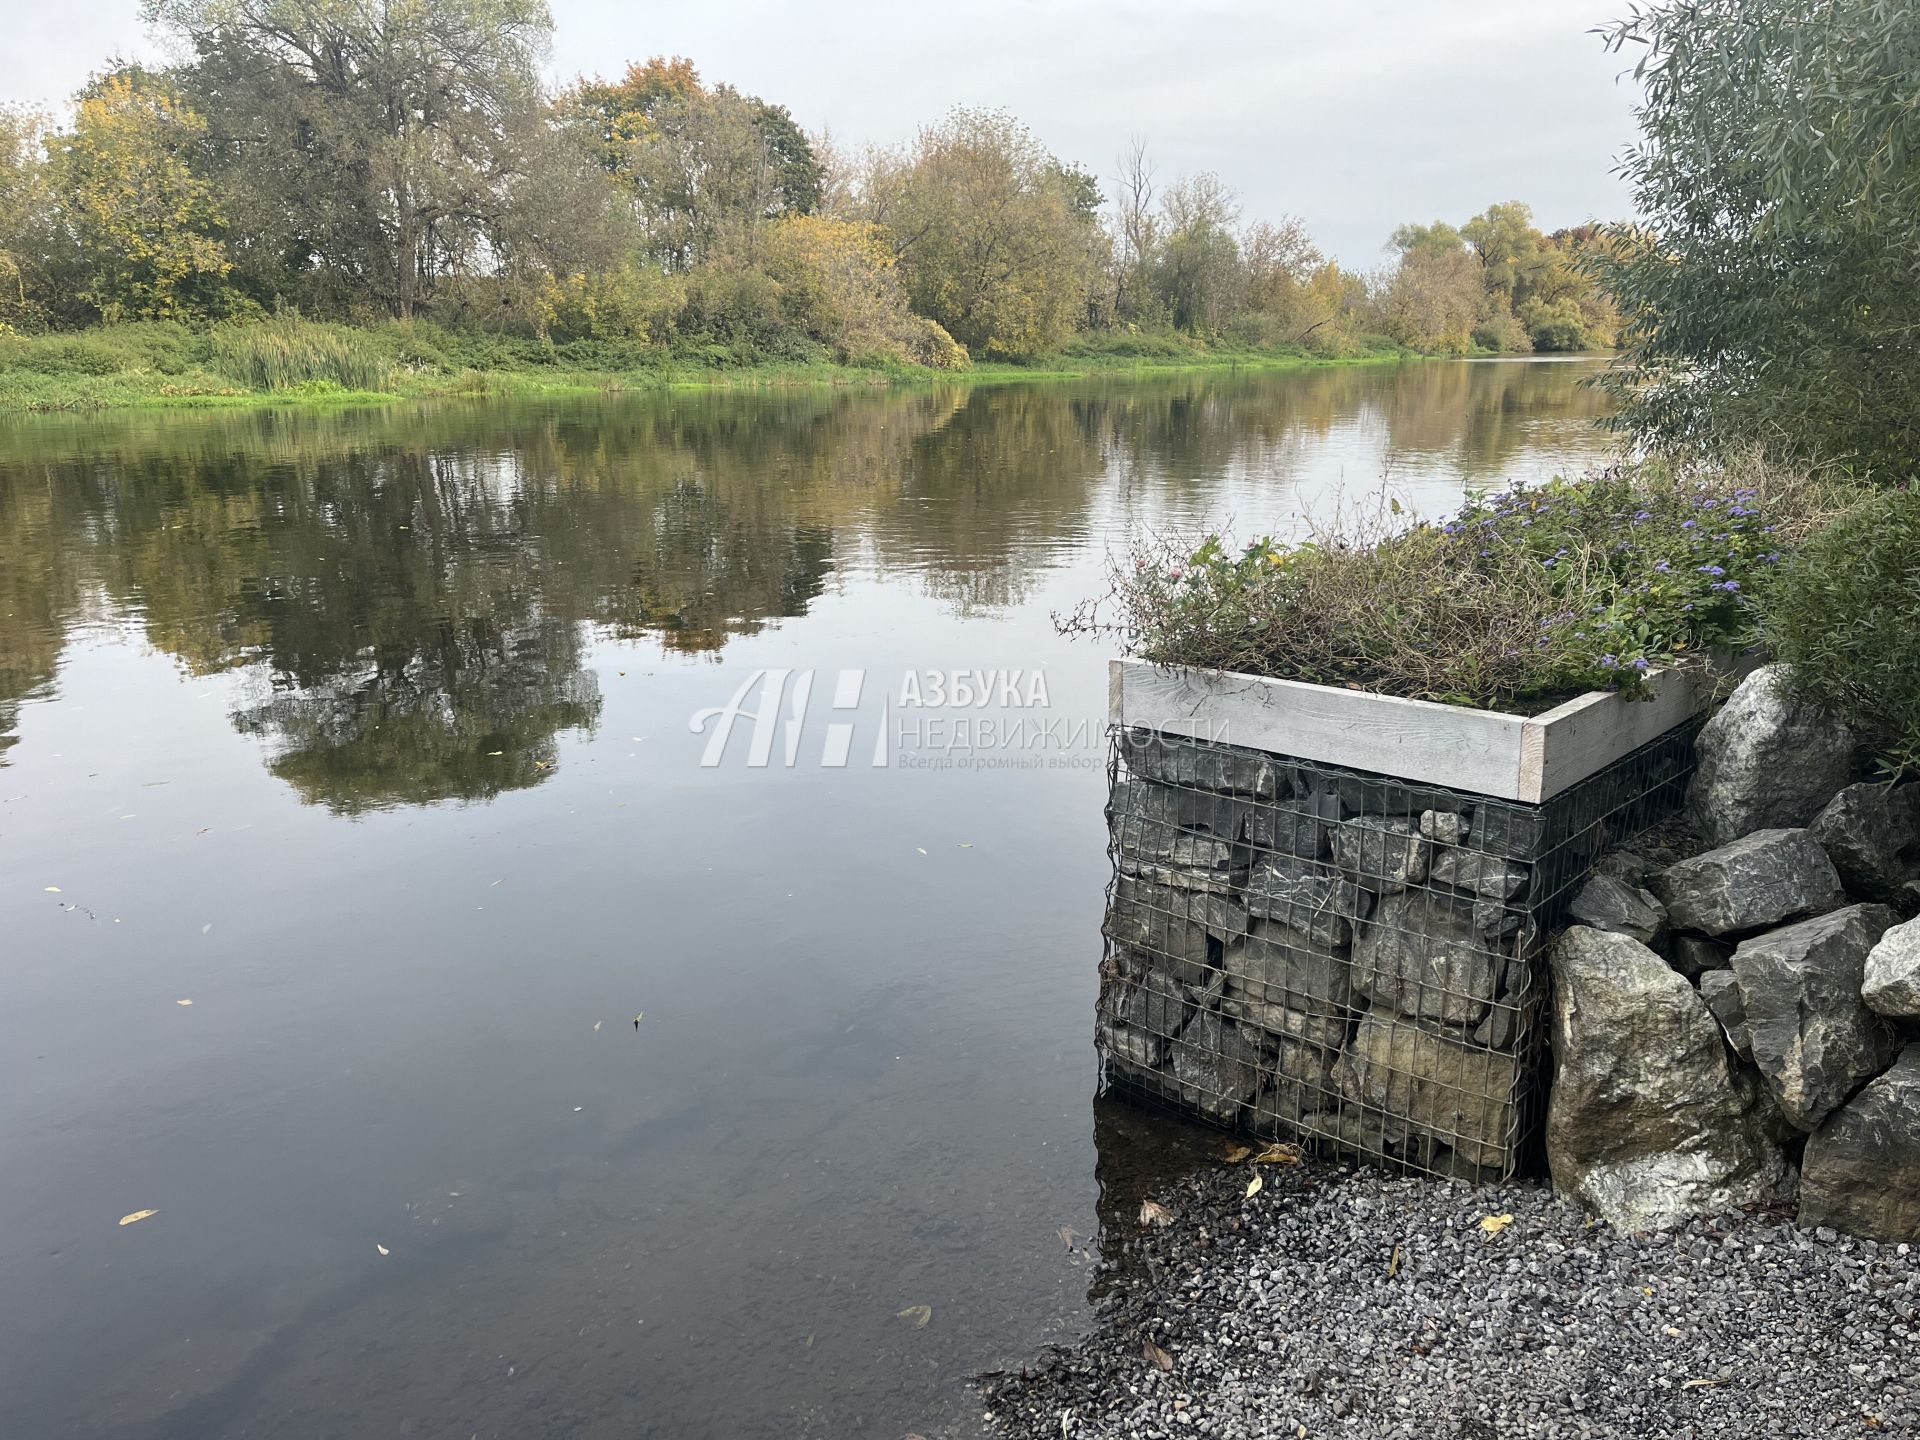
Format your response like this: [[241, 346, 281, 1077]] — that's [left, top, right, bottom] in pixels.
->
[[979, 1159, 1920, 1439]]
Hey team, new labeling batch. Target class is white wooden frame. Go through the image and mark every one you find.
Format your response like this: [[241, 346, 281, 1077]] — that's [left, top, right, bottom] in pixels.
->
[[1109, 658, 1737, 804]]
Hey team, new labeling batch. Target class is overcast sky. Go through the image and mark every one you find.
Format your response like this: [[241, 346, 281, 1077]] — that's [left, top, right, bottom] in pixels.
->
[[5, 1, 1642, 265]]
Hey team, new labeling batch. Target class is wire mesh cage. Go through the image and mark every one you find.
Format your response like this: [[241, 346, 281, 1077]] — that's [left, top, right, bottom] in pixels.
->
[[1097, 722, 1696, 1180]]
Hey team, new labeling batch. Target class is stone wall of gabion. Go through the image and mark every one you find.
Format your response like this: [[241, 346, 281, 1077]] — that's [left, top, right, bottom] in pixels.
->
[[1097, 725, 1695, 1179]]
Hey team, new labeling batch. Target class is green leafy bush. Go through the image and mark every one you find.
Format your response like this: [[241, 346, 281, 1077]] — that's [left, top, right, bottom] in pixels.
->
[[1067, 459, 1843, 712], [1763, 487, 1920, 774]]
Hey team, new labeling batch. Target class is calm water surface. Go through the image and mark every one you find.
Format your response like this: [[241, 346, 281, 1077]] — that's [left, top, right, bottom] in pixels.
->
[[0, 359, 1614, 1439]]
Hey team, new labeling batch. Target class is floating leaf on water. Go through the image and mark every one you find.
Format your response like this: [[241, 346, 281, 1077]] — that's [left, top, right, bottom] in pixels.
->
[[1142, 1339, 1173, 1371], [1480, 1213, 1515, 1235], [592, 1021, 602, 1032], [1057, 1226, 1077, 1250], [916, 847, 927, 855], [1253, 1143, 1301, 1165], [632, 1013, 644, 1027], [1222, 1143, 1252, 1164], [43, 886, 61, 893], [201, 923, 212, 935], [1245, 1173, 1263, 1199], [1138, 1199, 1173, 1228], [176, 999, 193, 1006], [118, 1209, 158, 1226], [376, 1244, 390, 1256], [487, 751, 504, 757], [896, 1304, 932, 1329], [803, 1332, 815, 1349], [959, 843, 974, 848]]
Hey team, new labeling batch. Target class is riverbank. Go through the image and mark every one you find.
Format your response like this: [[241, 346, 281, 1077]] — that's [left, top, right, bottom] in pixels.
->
[[980, 1157, 1917, 1440], [0, 332, 1414, 417]]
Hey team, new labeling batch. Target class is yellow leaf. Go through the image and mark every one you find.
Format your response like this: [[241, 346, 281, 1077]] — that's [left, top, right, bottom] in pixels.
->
[[1245, 1173, 1263, 1199], [1222, 1143, 1251, 1163], [1138, 1199, 1173, 1228], [1388, 1245, 1401, 1277], [118, 1209, 158, 1226], [1480, 1213, 1514, 1235], [1254, 1143, 1301, 1165], [1142, 1339, 1173, 1371], [896, 1304, 932, 1329], [176, 998, 193, 1006], [43, 886, 61, 893]]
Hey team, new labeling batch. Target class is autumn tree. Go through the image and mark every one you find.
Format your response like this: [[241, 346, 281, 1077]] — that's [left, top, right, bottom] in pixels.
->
[[866, 109, 1103, 358], [1154, 172, 1243, 333], [147, 0, 565, 316], [0, 107, 55, 328], [55, 70, 231, 321], [1374, 224, 1481, 354], [570, 57, 823, 271]]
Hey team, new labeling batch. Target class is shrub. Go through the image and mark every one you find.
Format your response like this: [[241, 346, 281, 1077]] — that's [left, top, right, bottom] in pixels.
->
[[205, 315, 396, 392], [1065, 458, 1843, 712], [1763, 487, 1920, 774]]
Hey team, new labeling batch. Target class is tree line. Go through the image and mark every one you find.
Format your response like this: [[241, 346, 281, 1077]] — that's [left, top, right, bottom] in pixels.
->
[[0, 0, 1618, 369]]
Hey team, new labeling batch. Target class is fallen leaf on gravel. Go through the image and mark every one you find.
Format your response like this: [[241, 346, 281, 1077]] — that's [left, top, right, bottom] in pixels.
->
[[118, 1210, 158, 1226], [1138, 1200, 1173, 1228], [1388, 1245, 1401, 1277], [1480, 1213, 1514, 1235], [1681, 1376, 1730, 1390], [1254, 1143, 1301, 1165], [1222, 1143, 1252, 1163], [1245, 1173, 1263, 1198], [1143, 1340, 1173, 1371], [897, 1305, 932, 1329]]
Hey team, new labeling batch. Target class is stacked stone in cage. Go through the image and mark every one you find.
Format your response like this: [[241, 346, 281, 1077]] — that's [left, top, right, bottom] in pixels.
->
[[1097, 729, 1688, 1179]]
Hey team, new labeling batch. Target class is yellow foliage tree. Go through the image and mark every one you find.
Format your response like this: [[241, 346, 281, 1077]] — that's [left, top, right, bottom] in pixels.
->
[[752, 214, 966, 368], [58, 71, 231, 321]]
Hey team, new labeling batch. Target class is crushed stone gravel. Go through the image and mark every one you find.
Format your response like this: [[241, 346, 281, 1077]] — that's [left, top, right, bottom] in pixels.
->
[[977, 1159, 1920, 1439]]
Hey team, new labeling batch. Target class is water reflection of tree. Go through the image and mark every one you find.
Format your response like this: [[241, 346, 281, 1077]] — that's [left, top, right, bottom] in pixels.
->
[[0, 364, 1613, 800]]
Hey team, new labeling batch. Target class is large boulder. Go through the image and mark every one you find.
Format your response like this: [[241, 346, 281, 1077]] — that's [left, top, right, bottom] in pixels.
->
[[1863, 916, 1920, 1018], [1652, 829, 1845, 937], [1731, 904, 1902, 1130], [1810, 783, 1920, 906], [1546, 927, 1788, 1231], [1567, 873, 1668, 947], [1429, 848, 1532, 901], [1243, 855, 1370, 948], [1104, 874, 1241, 985], [1686, 665, 1855, 846], [1800, 1049, 1920, 1243], [1351, 890, 1499, 1027], [1332, 1012, 1522, 1171]]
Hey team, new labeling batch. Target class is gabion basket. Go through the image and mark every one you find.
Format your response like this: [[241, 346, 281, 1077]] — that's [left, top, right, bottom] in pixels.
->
[[1097, 723, 1696, 1180]]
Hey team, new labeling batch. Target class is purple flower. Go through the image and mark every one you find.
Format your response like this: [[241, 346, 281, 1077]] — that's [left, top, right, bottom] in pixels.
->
[[1632, 657, 1651, 671], [1698, 565, 1725, 577], [1654, 560, 1671, 573]]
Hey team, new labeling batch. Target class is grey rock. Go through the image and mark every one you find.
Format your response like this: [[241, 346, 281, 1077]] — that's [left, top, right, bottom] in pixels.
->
[[1863, 915, 1920, 1018], [1731, 904, 1902, 1130], [1115, 825, 1243, 893], [1352, 890, 1499, 1027], [1567, 874, 1668, 947], [1243, 855, 1370, 948], [1698, 970, 1752, 1060], [1653, 828, 1846, 936], [1419, 809, 1469, 845], [1105, 874, 1241, 983], [1546, 927, 1788, 1231], [1686, 665, 1856, 846], [1169, 1009, 1263, 1124], [1595, 850, 1661, 889], [1330, 814, 1430, 894], [1811, 782, 1920, 905], [1332, 1012, 1521, 1171], [1221, 918, 1351, 1014], [1800, 1048, 1920, 1243], [1217, 997, 1350, 1050], [1250, 1035, 1338, 1132], [1668, 933, 1733, 978], [1430, 847, 1532, 901], [1122, 730, 1281, 797], [1109, 777, 1250, 842], [1118, 967, 1191, 1038]]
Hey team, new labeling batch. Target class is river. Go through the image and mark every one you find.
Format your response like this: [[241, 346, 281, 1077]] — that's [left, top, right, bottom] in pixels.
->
[[0, 357, 1615, 1440]]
